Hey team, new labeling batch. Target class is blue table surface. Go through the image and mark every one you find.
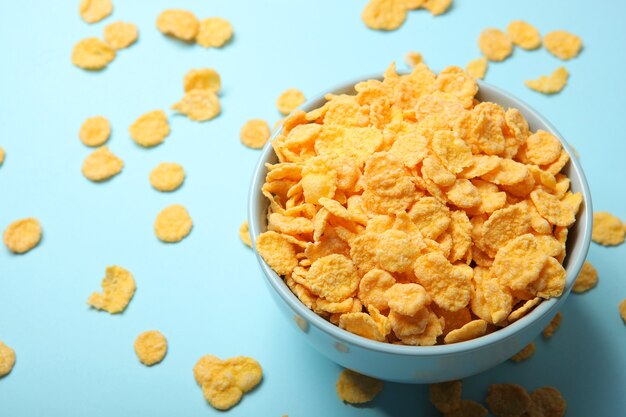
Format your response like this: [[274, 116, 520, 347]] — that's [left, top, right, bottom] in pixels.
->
[[1, 1, 625, 416]]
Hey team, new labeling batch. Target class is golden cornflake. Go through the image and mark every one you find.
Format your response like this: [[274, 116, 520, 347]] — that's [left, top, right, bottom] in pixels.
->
[[277, 88, 306, 115], [336, 369, 384, 404], [592, 212, 625, 246], [241, 119, 271, 149], [149, 162, 185, 192], [129, 110, 170, 147], [429, 380, 462, 413], [103, 21, 138, 50], [256, 231, 298, 276], [196, 17, 233, 48], [506, 20, 541, 50], [172, 89, 220, 122], [72, 37, 115, 70], [423, 0, 452, 16], [543, 30, 583, 60], [405, 51, 423, 68], [134, 330, 167, 366], [386, 283, 430, 316], [478, 28, 513, 61], [444, 400, 488, 417], [525, 67, 569, 94], [493, 234, 548, 291], [87, 265, 136, 314], [339, 312, 386, 341], [572, 261, 598, 293], [524, 130, 562, 165], [79, 0, 112, 24], [361, 0, 407, 31], [184, 68, 221, 93], [358, 269, 396, 310], [414, 252, 472, 312], [619, 300, 626, 324], [444, 319, 487, 344], [510, 342, 536, 362], [307, 254, 359, 302], [79, 116, 110, 147], [543, 311, 562, 339], [528, 387, 567, 417], [3, 218, 42, 254], [0, 147, 4, 166], [0, 341, 16, 377], [82, 146, 124, 182], [156, 9, 199, 42], [154, 204, 193, 243], [239, 220, 252, 248], [530, 189, 580, 227], [466, 57, 488, 80], [194, 355, 262, 410], [486, 384, 531, 417]]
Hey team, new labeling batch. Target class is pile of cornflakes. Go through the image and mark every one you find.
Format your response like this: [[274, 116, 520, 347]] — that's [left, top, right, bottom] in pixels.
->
[[255, 62, 582, 346]]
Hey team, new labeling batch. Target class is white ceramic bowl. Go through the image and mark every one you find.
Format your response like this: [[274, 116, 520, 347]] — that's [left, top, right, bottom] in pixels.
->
[[248, 75, 592, 383]]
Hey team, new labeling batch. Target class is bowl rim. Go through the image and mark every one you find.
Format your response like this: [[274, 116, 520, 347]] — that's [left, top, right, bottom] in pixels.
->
[[248, 71, 593, 356]]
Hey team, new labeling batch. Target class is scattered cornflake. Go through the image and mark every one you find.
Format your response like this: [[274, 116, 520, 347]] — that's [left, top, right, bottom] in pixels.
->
[[466, 57, 487, 79], [405, 51, 423, 68], [572, 261, 598, 293], [0, 147, 4, 166], [71, 37, 116, 70], [79, 116, 110, 147], [79, 0, 112, 24], [486, 384, 531, 417], [241, 119, 271, 149], [172, 89, 220, 122], [423, 0, 452, 16], [196, 17, 233, 48], [429, 380, 462, 413], [336, 369, 384, 404], [506, 20, 541, 50], [445, 400, 488, 417], [0, 341, 16, 377], [103, 21, 138, 50], [592, 212, 625, 246], [619, 300, 626, 324], [149, 162, 185, 192], [3, 218, 41, 254], [510, 342, 535, 362], [129, 110, 170, 147], [525, 67, 569, 94], [478, 28, 513, 61], [156, 9, 199, 42], [361, 0, 407, 31], [528, 387, 567, 417], [542, 311, 562, 339], [134, 331, 167, 366], [193, 355, 262, 410], [154, 204, 193, 243], [82, 146, 123, 182], [239, 220, 252, 248], [543, 30, 583, 60], [276, 88, 306, 115], [184, 68, 221, 93], [87, 265, 136, 314]]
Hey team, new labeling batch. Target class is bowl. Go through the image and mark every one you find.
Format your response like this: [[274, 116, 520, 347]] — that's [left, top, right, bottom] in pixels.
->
[[248, 74, 592, 384]]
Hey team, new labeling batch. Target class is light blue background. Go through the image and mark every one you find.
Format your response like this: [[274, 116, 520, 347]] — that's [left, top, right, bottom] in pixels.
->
[[1, 1, 624, 416]]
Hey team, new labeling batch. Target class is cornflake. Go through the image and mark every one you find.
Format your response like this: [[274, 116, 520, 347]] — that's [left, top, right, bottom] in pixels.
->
[[542, 311, 562, 339], [149, 162, 185, 192], [423, 0, 452, 16], [361, 0, 407, 31], [156, 9, 199, 42], [79, 0, 112, 24], [478, 28, 513, 61], [239, 220, 252, 248], [592, 212, 625, 246], [82, 146, 123, 182], [528, 387, 567, 417], [444, 400, 488, 417], [486, 384, 531, 417], [87, 265, 136, 314], [172, 89, 220, 122], [3, 218, 42, 254], [466, 57, 487, 80], [256, 62, 580, 346], [193, 355, 262, 410], [506, 20, 541, 50], [154, 204, 193, 243], [196, 17, 233, 48], [405, 51, 423, 68], [241, 119, 271, 149], [510, 342, 535, 362], [0, 341, 16, 377], [129, 110, 170, 147], [0, 147, 4, 166], [72, 38, 115, 70], [184, 68, 221, 93], [79, 116, 110, 147], [572, 261, 598, 293], [103, 22, 138, 50], [544, 30, 583, 60], [336, 369, 384, 403], [277, 88, 306, 115], [525, 67, 569, 94], [429, 380, 462, 413], [134, 331, 167, 366], [619, 300, 626, 324]]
